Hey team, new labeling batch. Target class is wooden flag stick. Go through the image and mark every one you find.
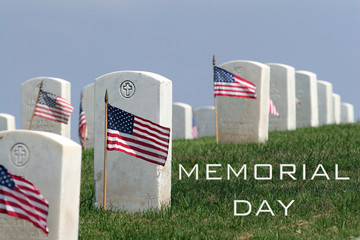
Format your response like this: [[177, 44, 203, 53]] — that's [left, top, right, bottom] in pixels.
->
[[103, 89, 109, 210], [29, 80, 44, 130], [81, 92, 87, 150], [213, 55, 219, 143]]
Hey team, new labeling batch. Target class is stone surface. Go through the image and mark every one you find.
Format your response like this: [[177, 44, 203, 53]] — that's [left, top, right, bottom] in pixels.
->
[[172, 102, 192, 139], [217, 60, 270, 143], [94, 71, 172, 212], [295, 71, 319, 128], [317, 80, 333, 125], [332, 93, 341, 124], [83, 83, 95, 148], [0, 113, 16, 131], [0, 130, 81, 240], [21, 77, 71, 138], [194, 106, 216, 138], [341, 103, 355, 123], [267, 63, 296, 131]]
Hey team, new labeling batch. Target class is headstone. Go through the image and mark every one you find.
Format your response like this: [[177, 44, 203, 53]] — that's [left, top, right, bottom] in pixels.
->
[[317, 80, 333, 125], [83, 83, 95, 148], [94, 71, 172, 212], [332, 93, 341, 124], [216, 60, 270, 143], [341, 103, 355, 123], [0, 130, 81, 240], [267, 63, 296, 131], [194, 106, 216, 138], [172, 102, 192, 139], [0, 113, 16, 131], [21, 77, 71, 138], [295, 71, 319, 128]]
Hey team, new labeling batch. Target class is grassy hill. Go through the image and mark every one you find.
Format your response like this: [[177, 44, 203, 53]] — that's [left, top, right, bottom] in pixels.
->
[[79, 123, 360, 239]]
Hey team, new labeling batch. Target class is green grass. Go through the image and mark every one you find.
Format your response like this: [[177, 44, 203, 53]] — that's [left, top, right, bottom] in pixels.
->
[[79, 123, 360, 239]]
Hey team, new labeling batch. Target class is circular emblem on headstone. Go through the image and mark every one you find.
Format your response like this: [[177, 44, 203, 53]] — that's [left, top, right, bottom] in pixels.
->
[[234, 66, 245, 77], [10, 143, 30, 167], [120, 80, 136, 98]]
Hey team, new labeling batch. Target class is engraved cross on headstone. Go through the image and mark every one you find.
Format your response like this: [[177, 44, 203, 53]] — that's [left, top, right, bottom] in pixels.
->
[[12, 145, 27, 165], [122, 82, 133, 97]]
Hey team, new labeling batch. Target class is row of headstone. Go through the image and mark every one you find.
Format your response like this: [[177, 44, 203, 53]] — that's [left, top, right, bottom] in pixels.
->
[[7, 69, 353, 143], [0, 63, 357, 238]]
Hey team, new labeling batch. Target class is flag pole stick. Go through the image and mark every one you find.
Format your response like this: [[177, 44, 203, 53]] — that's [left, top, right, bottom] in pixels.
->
[[29, 80, 44, 130], [103, 89, 108, 211], [81, 92, 87, 150], [213, 55, 219, 143]]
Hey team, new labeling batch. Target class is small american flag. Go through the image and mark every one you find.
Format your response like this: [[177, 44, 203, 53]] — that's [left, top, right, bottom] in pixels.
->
[[214, 66, 256, 99], [107, 104, 170, 166], [0, 164, 49, 235], [269, 97, 280, 117], [192, 111, 198, 139], [34, 90, 74, 124], [296, 98, 300, 104], [78, 97, 88, 146]]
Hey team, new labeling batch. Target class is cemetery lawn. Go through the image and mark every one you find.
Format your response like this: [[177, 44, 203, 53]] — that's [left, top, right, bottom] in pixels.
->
[[79, 123, 360, 240]]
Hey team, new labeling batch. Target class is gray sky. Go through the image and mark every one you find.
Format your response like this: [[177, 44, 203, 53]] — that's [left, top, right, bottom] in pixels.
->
[[1, 0, 359, 142]]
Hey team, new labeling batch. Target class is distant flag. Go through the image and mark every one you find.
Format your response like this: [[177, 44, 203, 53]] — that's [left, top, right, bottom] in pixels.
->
[[296, 98, 300, 104], [213, 66, 256, 99], [106, 104, 170, 166], [0, 164, 49, 235], [192, 111, 198, 139], [34, 90, 74, 124], [269, 97, 280, 117], [78, 95, 88, 147]]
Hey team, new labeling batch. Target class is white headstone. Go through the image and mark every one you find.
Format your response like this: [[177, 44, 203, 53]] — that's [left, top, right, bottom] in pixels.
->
[[194, 106, 216, 138], [172, 102, 192, 140], [267, 63, 296, 131], [21, 77, 71, 138], [341, 103, 355, 123], [295, 71, 319, 128], [83, 83, 95, 148], [0, 113, 16, 131], [317, 80, 333, 125], [0, 130, 81, 240], [94, 71, 172, 212], [217, 60, 270, 143], [332, 93, 341, 124]]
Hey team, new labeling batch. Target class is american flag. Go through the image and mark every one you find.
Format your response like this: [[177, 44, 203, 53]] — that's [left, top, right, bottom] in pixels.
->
[[214, 66, 256, 99], [296, 98, 300, 104], [34, 90, 74, 124], [192, 111, 198, 139], [78, 97, 88, 146], [269, 97, 280, 117], [107, 104, 171, 166], [0, 164, 49, 235]]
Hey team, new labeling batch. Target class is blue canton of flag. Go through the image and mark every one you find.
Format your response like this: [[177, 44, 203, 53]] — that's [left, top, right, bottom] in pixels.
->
[[107, 104, 170, 166]]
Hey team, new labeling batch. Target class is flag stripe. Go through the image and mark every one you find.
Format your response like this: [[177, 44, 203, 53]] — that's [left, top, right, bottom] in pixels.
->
[[108, 130, 169, 153], [35, 105, 71, 119], [269, 97, 280, 117], [234, 75, 256, 87]]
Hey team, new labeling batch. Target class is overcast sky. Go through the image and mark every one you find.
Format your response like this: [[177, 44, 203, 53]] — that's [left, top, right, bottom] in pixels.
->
[[1, 0, 359, 142]]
